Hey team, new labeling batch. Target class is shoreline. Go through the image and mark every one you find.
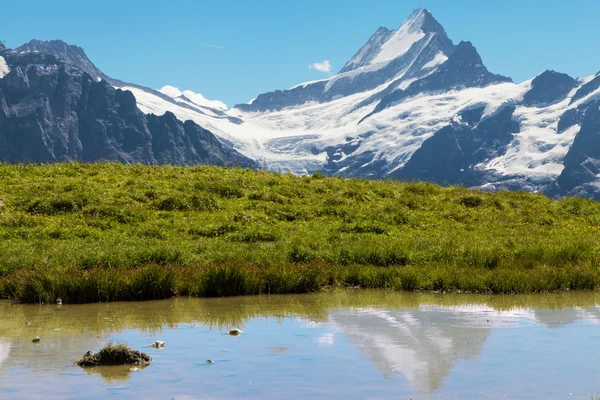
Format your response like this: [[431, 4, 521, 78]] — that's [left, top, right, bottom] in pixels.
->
[[2, 263, 599, 304]]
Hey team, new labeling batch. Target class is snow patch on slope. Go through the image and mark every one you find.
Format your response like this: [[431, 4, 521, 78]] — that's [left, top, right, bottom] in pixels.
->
[[483, 76, 600, 178], [372, 30, 425, 64], [0, 56, 10, 79], [159, 85, 228, 111], [182, 90, 228, 111], [371, 10, 428, 64], [324, 33, 436, 93], [123, 86, 232, 135], [485, 100, 579, 177], [159, 85, 183, 98], [422, 51, 448, 70]]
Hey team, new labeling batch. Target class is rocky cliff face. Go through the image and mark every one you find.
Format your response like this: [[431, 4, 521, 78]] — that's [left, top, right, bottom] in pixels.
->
[[0, 47, 256, 167], [553, 99, 600, 198]]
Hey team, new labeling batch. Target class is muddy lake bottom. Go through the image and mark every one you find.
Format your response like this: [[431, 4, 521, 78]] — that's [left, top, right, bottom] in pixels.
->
[[1, 290, 600, 399]]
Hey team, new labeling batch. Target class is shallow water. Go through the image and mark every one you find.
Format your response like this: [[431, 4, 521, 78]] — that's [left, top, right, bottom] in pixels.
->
[[1, 291, 600, 399]]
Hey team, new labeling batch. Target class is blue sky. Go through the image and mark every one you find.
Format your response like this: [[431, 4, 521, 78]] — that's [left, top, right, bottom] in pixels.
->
[[3, 0, 600, 106]]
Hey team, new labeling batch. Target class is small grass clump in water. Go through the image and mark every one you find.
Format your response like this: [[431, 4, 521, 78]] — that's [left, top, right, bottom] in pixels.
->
[[76, 342, 151, 367], [1, 163, 600, 303]]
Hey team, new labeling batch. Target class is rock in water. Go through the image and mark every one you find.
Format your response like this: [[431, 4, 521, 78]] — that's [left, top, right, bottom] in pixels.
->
[[76, 343, 151, 367]]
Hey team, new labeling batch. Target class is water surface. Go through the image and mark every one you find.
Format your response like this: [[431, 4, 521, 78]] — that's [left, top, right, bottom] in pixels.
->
[[1, 291, 600, 399]]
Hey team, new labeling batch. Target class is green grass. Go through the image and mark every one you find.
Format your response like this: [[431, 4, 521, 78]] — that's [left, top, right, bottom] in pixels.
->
[[1, 163, 600, 303]]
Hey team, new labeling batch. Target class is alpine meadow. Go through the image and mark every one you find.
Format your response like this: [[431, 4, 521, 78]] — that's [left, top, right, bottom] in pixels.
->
[[1, 163, 599, 304]]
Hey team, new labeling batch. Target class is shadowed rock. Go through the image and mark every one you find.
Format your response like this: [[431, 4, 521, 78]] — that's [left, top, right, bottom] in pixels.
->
[[522, 70, 577, 106], [0, 48, 256, 168]]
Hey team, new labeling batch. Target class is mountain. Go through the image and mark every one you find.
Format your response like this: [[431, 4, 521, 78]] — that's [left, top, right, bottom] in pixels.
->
[[3, 8, 600, 199], [0, 43, 255, 167], [236, 8, 462, 113]]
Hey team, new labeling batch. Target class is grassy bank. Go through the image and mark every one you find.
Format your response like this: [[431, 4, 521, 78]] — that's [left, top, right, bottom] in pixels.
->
[[1, 163, 600, 303]]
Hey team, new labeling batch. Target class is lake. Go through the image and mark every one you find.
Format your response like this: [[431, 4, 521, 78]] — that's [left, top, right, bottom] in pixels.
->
[[1, 290, 599, 399]]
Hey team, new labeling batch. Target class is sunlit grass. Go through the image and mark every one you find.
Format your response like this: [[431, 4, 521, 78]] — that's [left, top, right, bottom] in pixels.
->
[[1, 162, 600, 303]]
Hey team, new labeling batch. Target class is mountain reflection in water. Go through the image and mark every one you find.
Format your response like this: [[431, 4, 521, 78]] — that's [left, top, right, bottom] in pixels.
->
[[0, 291, 599, 399]]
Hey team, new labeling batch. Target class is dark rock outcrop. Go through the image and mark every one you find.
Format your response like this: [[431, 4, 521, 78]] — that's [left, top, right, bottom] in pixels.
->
[[0, 50, 256, 167], [15, 40, 242, 124], [17, 40, 108, 83], [522, 70, 577, 107], [554, 101, 600, 199]]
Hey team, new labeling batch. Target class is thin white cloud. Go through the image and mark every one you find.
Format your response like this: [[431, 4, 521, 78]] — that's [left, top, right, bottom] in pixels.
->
[[199, 43, 225, 50], [309, 60, 332, 74]]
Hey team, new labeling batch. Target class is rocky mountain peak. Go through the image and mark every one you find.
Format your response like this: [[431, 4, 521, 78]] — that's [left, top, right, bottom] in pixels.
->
[[445, 41, 483, 68], [339, 8, 449, 74], [405, 8, 447, 36], [523, 70, 577, 106], [16, 39, 107, 82]]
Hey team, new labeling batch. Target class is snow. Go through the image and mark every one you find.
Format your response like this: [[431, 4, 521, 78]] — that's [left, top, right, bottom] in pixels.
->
[[370, 9, 429, 65], [324, 60, 399, 92], [372, 30, 425, 64], [288, 78, 328, 90], [484, 99, 580, 177], [124, 68, 598, 183], [159, 85, 227, 111], [182, 90, 228, 111], [422, 52, 448, 70], [341, 27, 394, 72], [124, 77, 528, 176], [483, 75, 600, 177], [121, 86, 233, 134], [324, 34, 436, 93], [232, 80, 529, 176], [159, 85, 183, 98], [0, 56, 10, 79]]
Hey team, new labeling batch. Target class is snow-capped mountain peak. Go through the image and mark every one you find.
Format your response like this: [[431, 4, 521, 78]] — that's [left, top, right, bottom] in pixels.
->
[[340, 8, 448, 74], [236, 9, 456, 113]]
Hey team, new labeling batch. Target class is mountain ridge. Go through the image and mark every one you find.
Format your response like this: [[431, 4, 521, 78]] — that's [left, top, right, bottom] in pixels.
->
[[3, 9, 600, 199], [0, 43, 255, 168]]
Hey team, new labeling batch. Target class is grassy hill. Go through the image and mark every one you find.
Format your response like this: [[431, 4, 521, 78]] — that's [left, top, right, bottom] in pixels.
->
[[1, 163, 599, 303]]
